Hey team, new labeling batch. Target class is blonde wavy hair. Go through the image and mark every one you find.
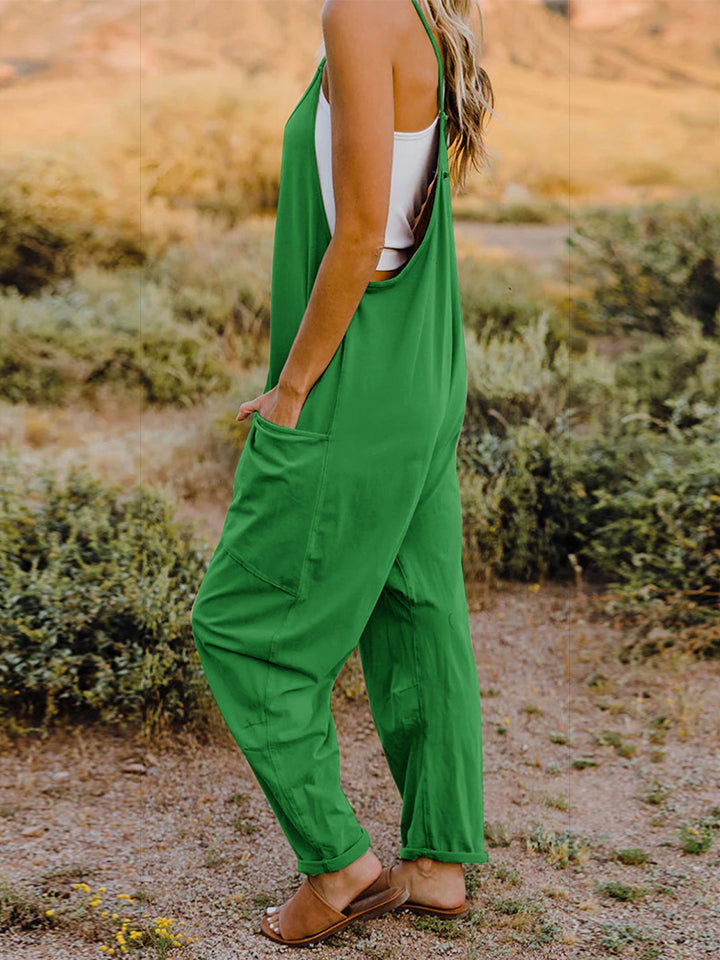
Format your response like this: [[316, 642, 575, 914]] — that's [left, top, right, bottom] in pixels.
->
[[316, 0, 496, 195]]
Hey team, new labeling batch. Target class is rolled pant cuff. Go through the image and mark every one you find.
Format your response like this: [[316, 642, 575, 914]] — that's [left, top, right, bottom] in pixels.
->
[[400, 845, 489, 864], [297, 828, 372, 875]]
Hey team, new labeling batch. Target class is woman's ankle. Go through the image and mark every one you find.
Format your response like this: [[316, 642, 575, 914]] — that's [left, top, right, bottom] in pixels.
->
[[320, 848, 380, 883], [410, 856, 463, 876]]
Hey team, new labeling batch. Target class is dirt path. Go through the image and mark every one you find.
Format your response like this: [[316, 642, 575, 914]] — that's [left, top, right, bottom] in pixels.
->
[[1, 582, 718, 960], [454, 221, 573, 276]]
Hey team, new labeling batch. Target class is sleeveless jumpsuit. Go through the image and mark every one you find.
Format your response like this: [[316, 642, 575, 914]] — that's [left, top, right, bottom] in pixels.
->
[[191, 0, 489, 875]]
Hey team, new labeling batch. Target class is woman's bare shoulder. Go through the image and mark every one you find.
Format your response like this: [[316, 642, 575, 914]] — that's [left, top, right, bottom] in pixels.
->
[[321, 0, 405, 45]]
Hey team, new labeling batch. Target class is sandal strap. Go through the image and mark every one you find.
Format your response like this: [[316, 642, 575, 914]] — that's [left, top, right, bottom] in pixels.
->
[[278, 876, 347, 941], [352, 865, 394, 901]]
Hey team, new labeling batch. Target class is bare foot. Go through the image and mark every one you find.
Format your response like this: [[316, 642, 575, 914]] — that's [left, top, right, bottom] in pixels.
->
[[389, 856, 466, 909], [265, 848, 383, 935]]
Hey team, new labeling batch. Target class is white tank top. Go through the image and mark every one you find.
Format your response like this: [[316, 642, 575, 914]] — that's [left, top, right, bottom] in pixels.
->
[[315, 79, 440, 271]]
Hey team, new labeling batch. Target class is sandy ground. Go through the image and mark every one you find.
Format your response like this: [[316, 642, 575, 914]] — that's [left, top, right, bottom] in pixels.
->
[[1, 581, 718, 960]]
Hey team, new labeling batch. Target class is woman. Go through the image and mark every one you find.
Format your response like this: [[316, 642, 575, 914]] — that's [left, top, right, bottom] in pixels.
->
[[191, 0, 495, 947]]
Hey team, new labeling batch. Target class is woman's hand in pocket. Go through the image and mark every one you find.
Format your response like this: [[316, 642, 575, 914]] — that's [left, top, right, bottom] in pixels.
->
[[236, 383, 306, 430]]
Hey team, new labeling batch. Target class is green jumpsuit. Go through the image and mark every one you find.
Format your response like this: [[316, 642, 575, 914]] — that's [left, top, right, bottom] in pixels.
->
[[191, 0, 489, 876]]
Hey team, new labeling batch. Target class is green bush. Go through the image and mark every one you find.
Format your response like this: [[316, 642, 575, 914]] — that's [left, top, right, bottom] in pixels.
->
[[0, 271, 233, 406], [458, 410, 720, 656], [581, 433, 720, 599], [613, 317, 720, 422], [464, 311, 617, 434], [0, 454, 212, 732], [568, 199, 720, 338], [459, 415, 589, 582]]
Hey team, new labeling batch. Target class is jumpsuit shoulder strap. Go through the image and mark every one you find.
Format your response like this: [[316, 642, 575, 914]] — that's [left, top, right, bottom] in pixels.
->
[[409, 0, 445, 116]]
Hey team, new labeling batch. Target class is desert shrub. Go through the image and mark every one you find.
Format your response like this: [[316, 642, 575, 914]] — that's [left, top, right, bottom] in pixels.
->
[[0, 271, 232, 406], [584, 408, 720, 660], [568, 199, 720, 338], [0, 156, 146, 295], [0, 454, 212, 732], [581, 432, 720, 600], [613, 316, 720, 422], [458, 408, 720, 656], [145, 225, 272, 357], [464, 311, 617, 433], [459, 415, 588, 582]]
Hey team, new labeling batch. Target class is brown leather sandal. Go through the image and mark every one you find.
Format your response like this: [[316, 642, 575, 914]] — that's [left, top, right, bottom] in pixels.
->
[[405, 899, 471, 919], [260, 871, 410, 947], [348, 864, 472, 920]]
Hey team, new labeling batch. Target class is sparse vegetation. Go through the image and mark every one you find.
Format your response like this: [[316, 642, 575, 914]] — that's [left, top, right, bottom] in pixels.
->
[[0, 875, 197, 957], [599, 921, 661, 956], [614, 848, 650, 866], [484, 822, 511, 848], [549, 731, 569, 744], [572, 756, 598, 770], [677, 821, 715, 855], [493, 866, 522, 886], [643, 780, 671, 806], [229, 792, 257, 836], [525, 824, 593, 869], [600, 881, 650, 902], [410, 914, 464, 939]]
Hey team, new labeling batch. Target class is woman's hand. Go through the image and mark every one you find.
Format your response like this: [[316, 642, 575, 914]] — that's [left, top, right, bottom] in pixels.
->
[[235, 383, 307, 431]]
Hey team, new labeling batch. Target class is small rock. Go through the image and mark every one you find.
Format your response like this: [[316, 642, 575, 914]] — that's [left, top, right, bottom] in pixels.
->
[[121, 763, 147, 775]]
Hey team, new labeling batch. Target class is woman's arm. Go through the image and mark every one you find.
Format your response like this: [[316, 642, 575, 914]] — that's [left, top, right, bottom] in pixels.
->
[[237, 0, 396, 429]]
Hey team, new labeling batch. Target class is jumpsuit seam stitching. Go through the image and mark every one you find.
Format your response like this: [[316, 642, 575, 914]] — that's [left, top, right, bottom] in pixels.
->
[[395, 551, 431, 855], [297, 438, 330, 601], [264, 595, 317, 860], [394, 554, 422, 692], [219, 543, 298, 598], [283, 57, 324, 130], [258, 579, 299, 750]]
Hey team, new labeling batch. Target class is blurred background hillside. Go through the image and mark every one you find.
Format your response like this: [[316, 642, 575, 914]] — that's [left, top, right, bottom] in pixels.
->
[[1, 0, 718, 218]]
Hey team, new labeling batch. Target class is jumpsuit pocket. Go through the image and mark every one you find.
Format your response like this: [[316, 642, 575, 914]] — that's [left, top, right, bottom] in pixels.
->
[[218, 412, 330, 598]]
